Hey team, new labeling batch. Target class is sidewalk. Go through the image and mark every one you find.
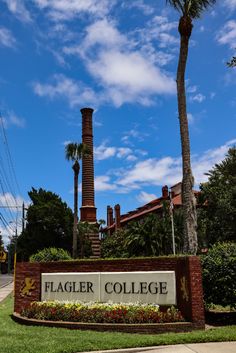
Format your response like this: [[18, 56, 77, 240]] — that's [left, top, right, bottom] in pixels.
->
[[81, 342, 236, 353], [0, 281, 14, 302]]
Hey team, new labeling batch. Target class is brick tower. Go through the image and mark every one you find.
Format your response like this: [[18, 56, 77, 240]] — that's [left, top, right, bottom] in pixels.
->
[[80, 108, 100, 257]]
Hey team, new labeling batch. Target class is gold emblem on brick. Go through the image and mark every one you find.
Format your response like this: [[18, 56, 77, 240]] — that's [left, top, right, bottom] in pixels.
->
[[20, 278, 36, 297], [180, 276, 189, 302]]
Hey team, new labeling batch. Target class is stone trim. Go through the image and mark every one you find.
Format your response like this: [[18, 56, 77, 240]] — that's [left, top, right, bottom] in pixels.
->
[[12, 312, 198, 333]]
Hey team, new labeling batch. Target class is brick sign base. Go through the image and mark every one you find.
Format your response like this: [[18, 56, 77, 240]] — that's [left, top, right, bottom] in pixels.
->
[[14, 256, 205, 332]]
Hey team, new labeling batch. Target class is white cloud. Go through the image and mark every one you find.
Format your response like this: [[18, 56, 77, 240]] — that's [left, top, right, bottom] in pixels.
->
[[210, 92, 216, 99], [1, 111, 25, 128], [0, 27, 16, 48], [40, 24, 176, 109], [187, 113, 195, 124], [8, 112, 25, 128], [118, 157, 182, 188], [117, 148, 132, 159], [0, 193, 24, 208], [187, 85, 197, 94], [126, 155, 138, 162], [192, 139, 236, 184], [114, 139, 236, 191], [3, 0, 32, 22], [217, 20, 236, 49], [94, 143, 135, 161], [190, 93, 206, 103], [84, 19, 127, 51], [0, 193, 27, 245], [32, 0, 114, 21], [122, 0, 154, 15], [95, 175, 116, 191], [140, 15, 178, 49], [137, 191, 157, 204], [64, 18, 176, 107], [86, 50, 175, 107], [94, 143, 116, 161], [122, 128, 149, 145], [224, 0, 236, 10], [32, 74, 99, 108]]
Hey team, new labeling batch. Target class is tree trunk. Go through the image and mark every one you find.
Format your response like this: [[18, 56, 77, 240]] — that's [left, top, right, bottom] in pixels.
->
[[177, 16, 198, 255], [72, 161, 80, 258]]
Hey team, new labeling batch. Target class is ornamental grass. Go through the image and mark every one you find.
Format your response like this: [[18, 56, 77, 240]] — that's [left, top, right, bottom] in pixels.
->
[[21, 301, 184, 324]]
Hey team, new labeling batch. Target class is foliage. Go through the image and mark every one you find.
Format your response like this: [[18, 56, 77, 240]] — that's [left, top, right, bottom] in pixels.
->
[[77, 221, 94, 258], [65, 142, 90, 162], [201, 242, 236, 309], [17, 188, 73, 260], [0, 233, 3, 248], [65, 142, 91, 259], [166, 0, 216, 18], [197, 147, 236, 247], [227, 56, 236, 68], [6, 235, 17, 270], [101, 207, 184, 258], [2, 296, 236, 353], [101, 229, 129, 258], [21, 301, 184, 324], [29, 248, 72, 263]]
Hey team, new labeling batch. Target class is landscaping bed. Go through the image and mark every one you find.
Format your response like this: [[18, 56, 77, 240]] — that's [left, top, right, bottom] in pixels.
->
[[20, 301, 184, 324], [13, 301, 199, 333]]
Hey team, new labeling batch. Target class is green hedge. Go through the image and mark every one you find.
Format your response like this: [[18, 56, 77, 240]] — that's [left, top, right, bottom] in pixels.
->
[[201, 242, 236, 309], [29, 248, 72, 262]]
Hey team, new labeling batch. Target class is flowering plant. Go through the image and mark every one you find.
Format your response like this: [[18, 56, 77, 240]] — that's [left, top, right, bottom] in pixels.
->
[[21, 301, 184, 324]]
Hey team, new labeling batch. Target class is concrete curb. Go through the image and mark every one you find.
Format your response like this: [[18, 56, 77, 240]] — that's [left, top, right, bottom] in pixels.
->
[[12, 312, 195, 333]]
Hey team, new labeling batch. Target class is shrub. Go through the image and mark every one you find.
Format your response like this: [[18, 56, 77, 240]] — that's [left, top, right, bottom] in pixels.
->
[[21, 301, 184, 324], [201, 242, 236, 309], [101, 229, 129, 258], [29, 247, 72, 262]]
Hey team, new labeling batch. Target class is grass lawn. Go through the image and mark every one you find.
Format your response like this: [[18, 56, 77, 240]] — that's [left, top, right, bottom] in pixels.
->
[[1, 295, 236, 353]]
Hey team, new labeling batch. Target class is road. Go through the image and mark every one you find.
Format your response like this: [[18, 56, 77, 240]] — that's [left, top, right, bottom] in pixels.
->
[[0, 274, 13, 288]]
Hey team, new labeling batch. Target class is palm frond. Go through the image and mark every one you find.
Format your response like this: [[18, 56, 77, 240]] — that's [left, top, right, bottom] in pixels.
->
[[167, 0, 216, 18], [65, 142, 91, 161], [227, 56, 236, 68]]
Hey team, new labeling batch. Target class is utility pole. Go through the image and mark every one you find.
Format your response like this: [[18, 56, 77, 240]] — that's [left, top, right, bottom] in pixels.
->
[[22, 202, 25, 232]]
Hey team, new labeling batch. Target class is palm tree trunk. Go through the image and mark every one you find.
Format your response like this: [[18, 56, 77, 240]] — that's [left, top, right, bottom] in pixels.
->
[[177, 17, 198, 255], [72, 162, 80, 258]]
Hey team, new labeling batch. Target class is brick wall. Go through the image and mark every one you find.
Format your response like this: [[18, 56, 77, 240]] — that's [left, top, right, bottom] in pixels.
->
[[14, 256, 205, 328]]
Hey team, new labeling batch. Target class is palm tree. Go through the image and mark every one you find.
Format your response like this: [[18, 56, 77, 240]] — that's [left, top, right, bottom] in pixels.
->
[[65, 142, 90, 258], [166, 0, 216, 254], [227, 55, 236, 67]]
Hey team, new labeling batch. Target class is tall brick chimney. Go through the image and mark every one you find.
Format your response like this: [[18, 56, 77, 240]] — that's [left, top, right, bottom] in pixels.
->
[[162, 185, 169, 199], [107, 206, 114, 227], [115, 204, 121, 231], [80, 108, 97, 223]]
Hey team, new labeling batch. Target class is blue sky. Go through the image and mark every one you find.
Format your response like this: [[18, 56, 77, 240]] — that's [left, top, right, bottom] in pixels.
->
[[0, 0, 236, 245]]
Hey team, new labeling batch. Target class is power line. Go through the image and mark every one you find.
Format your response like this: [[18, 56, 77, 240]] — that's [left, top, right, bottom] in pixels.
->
[[0, 213, 14, 235], [0, 180, 16, 222], [0, 113, 22, 243], [0, 115, 21, 197]]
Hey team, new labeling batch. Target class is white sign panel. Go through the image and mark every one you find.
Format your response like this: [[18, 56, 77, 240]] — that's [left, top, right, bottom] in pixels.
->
[[42, 272, 99, 302], [41, 271, 176, 305]]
